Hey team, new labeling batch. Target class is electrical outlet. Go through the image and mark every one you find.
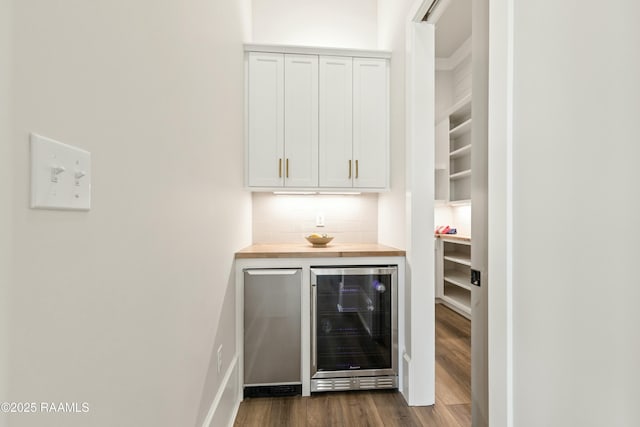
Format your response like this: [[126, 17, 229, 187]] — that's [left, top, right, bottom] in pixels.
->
[[217, 345, 223, 374], [316, 213, 325, 227]]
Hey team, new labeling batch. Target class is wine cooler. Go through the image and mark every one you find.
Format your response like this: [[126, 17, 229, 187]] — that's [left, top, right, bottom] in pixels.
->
[[310, 266, 398, 392]]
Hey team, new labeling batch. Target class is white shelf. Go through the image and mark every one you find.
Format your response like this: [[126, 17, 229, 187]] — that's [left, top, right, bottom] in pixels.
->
[[444, 270, 472, 291], [449, 169, 471, 180], [435, 91, 472, 206], [440, 236, 471, 245], [441, 290, 471, 317], [449, 144, 472, 159], [448, 199, 471, 206], [449, 118, 472, 138], [436, 231, 472, 319], [446, 93, 472, 118], [444, 253, 471, 266]]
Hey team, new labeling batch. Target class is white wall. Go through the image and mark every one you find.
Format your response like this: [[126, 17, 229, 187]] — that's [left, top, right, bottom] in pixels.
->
[[452, 55, 472, 105], [0, 0, 12, 423], [6, 1, 251, 426], [435, 70, 454, 123], [252, 0, 378, 49], [252, 193, 378, 243], [376, 0, 414, 250], [509, 1, 640, 426], [435, 205, 471, 237]]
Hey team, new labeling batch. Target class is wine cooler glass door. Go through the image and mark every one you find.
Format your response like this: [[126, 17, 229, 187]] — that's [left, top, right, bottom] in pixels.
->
[[311, 267, 397, 379]]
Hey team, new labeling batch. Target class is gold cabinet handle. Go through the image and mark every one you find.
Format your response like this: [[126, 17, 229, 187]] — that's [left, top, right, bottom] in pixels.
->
[[278, 158, 282, 178], [286, 158, 289, 178], [355, 160, 359, 179], [348, 160, 352, 179]]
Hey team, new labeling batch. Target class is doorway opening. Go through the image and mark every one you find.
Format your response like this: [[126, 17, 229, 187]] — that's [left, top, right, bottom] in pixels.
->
[[432, 1, 473, 425], [422, 0, 488, 425]]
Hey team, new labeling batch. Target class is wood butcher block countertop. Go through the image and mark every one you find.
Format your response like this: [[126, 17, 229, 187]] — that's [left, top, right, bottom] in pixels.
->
[[235, 243, 406, 259]]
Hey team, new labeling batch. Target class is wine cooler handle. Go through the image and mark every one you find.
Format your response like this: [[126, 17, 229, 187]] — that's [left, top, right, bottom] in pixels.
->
[[311, 283, 317, 371]]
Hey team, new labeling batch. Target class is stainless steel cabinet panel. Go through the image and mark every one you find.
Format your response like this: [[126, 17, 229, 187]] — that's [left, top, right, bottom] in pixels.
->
[[244, 269, 302, 385]]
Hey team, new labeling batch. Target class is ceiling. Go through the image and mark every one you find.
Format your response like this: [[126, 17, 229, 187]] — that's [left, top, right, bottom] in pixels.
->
[[434, 0, 472, 58]]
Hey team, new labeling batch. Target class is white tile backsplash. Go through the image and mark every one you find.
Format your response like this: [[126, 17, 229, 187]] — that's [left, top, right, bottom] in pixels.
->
[[252, 193, 378, 244]]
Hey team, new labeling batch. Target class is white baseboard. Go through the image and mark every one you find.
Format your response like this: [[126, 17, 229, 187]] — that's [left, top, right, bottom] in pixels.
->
[[226, 395, 241, 427], [201, 355, 241, 427]]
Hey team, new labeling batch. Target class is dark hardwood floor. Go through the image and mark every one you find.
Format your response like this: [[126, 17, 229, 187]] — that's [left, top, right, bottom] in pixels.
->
[[234, 303, 471, 427]]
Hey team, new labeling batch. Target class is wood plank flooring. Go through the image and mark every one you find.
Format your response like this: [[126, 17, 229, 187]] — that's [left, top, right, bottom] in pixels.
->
[[234, 303, 471, 427]]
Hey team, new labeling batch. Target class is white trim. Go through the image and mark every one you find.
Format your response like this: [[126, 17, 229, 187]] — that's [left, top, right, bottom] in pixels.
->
[[404, 20, 436, 406], [244, 43, 391, 59], [422, 0, 453, 24], [408, 0, 433, 22], [201, 355, 239, 427], [487, 0, 514, 425], [243, 52, 250, 189], [435, 36, 472, 71], [407, 0, 457, 25], [226, 399, 241, 427]]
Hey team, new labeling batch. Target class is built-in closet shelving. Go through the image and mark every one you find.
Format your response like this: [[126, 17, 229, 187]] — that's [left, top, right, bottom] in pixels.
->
[[436, 94, 473, 316], [433, 8, 473, 319], [447, 94, 472, 204], [440, 238, 471, 318]]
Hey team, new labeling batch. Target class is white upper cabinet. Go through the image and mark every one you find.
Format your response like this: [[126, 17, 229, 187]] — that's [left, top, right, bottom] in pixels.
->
[[245, 44, 390, 191], [353, 58, 388, 189], [284, 55, 319, 187], [247, 52, 284, 187], [319, 56, 353, 188], [247, 52, 318, 188]]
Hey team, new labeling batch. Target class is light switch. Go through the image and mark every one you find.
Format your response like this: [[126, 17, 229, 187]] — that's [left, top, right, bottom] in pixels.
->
[[30, 133, 91, 210]]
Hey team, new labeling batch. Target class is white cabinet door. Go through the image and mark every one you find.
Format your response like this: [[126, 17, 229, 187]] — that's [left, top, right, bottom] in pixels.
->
[[248, 52, 284, 187], [246, 47, 389, 191], [352, 58, 388, 189], [319, 56, 353, 188], [284, 55, 318, 187]]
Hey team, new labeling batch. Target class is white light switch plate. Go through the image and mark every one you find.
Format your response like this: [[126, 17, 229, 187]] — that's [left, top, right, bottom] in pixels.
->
[[30, 133, 91, 210]]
